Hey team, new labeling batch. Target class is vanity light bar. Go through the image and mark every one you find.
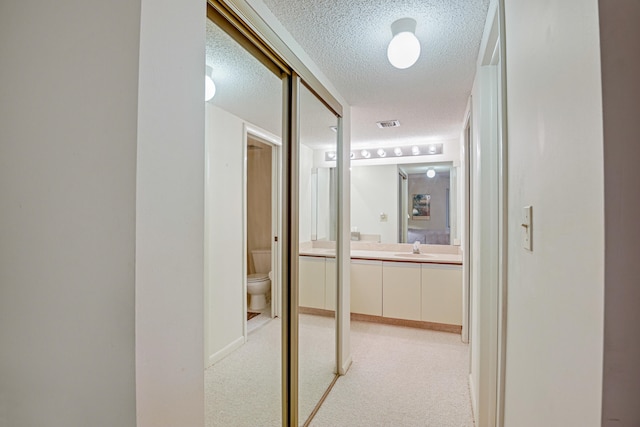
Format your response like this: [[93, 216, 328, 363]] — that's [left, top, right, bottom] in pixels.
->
[[325, 143, 443, 161]]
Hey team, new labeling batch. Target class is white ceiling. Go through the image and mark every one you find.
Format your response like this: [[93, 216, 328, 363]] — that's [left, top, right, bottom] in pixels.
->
[[261, 0, 490, 147], [206, 0, 490, 151]]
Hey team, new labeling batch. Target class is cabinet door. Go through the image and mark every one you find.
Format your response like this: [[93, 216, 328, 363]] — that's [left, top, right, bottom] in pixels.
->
[[299, 256, 325, 309], [382, 262, 421, 321], [351, 260, 383, 316], [325, 258, 336, 311], [421, 264, 462, 325]]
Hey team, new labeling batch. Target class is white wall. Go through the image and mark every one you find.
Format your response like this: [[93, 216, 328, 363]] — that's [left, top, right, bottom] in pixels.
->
[[599, 1, 640, 425], [351, 164, 398, 243], [299, 144, 314, 242], [135, 0, 205, 425], [0, 1, 140, 426], [204, 105, 245, 365], [503, 0, 604, 425]]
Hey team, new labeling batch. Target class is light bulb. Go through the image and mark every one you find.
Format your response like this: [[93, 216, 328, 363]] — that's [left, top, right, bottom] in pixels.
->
[[387, 32, 421, 69], [426, 169, 436, 178], [205, 75, 216, 101], [428, 145, 437, 154], [327, 151, 336, 160], [361, 149, 371, 158], [394, 147, 403, 156], [411, 146, 420, 155], [377, 148, 387, 157]]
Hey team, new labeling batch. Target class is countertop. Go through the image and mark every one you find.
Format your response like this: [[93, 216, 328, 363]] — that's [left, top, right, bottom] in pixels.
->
[[298, 247, 462, 265]]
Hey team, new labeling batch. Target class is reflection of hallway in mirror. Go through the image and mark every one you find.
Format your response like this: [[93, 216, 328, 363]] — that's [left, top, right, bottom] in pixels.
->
[[205, 314, 335, 427]]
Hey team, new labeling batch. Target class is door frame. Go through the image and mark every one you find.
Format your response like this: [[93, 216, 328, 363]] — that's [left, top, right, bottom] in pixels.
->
[[242, 123, 282, 339]]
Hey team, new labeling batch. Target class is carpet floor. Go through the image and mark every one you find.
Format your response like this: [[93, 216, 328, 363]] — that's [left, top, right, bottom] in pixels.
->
[[309, 321, 474, 427], [205, 316, 473, 427], [205, 314, 336, 427]]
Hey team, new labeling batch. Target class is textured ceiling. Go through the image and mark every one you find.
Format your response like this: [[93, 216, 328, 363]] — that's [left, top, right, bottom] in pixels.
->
[[262, 0, 490, 146], [206, 19, 282, 138], [206, 20, 337, 148]]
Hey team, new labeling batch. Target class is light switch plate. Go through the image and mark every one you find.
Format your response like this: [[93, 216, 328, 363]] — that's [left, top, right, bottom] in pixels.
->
[[522, 206, 532, 251]]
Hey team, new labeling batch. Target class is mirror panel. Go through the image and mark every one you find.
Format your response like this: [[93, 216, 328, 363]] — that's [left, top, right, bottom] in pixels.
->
[[298, 83, 338, 425], [204, 17, 283, 427], [348, 161, 458, 245]]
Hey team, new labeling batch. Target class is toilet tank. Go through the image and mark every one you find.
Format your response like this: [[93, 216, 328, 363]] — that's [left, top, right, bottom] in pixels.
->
[[251, 249, 272, 274]]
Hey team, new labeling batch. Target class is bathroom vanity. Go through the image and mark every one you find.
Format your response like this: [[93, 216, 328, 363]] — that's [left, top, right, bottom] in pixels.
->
[[299, 242, 463, 333]]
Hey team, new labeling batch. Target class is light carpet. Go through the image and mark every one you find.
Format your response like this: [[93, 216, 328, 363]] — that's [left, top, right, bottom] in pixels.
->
[[205, 316, 473, 427], [205, 314, 336, 427], [309, 321, 474, 427]]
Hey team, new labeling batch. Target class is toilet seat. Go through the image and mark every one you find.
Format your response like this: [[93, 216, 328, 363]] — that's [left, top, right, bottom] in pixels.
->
[[248, 273, 269, 282]]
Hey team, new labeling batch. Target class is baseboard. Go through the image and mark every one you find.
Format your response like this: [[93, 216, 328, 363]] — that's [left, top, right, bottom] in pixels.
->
[[351, 312, 462, 334], [469, 373, 478, 425], [207, 336, 245, 368], [299, 307, 462, 334]]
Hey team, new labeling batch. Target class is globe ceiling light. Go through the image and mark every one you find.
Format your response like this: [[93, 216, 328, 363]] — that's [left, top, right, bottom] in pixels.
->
[[377, 148, 387, 157], [205, 65, 216, 101], [361, 149, 371, 158], [394, 147, 403, 156], [426, 169, 436, 178], [387, 18, 421, 69]]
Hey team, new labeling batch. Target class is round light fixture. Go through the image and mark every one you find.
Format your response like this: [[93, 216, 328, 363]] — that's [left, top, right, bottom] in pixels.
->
[[205, 76, 216, 101], [361, 149, 371, 158], [387, 18, 421, 69], [327, 151, 336, 160], [205, 65, 216, 101], [428, 145, 437, 154], [411, 146, 420, 155], [394, 147, 403, 156], [426, 169, 436, 178], [377, 148, 387, 157]]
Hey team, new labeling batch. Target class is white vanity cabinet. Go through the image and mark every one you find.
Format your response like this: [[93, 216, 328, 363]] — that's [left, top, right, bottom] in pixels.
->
[[325, 258, 336, 311], [299, 256, 326, 309], [350, 259, 383, 316], [421, 264, 462, 325], [382, 261, 421, 321]]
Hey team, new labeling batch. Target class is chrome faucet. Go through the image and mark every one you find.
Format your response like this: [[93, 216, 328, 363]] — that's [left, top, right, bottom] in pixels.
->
[[412, 240, 421, 254]]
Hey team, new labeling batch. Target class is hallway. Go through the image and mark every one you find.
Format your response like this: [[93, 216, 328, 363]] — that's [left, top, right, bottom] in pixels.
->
[[311, 321, 473, 427], [205, 316, 472, 426]]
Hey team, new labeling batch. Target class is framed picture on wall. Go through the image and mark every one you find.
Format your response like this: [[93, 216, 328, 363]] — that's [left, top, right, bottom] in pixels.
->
[[412, 194, 431, 220]]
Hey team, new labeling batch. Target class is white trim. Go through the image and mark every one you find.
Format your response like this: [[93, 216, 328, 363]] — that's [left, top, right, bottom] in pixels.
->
[[338, 355, 353, 376], [243, 123, 283, 323], [207, 336, 245, 368], [242, 124, 248, 340], [461, 111, 471, 346], [469, 373, 478, 422], [496, 1, 509, 424]]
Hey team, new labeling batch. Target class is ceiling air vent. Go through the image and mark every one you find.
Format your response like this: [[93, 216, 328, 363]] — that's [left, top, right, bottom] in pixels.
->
[[376, 120, 400, 129]]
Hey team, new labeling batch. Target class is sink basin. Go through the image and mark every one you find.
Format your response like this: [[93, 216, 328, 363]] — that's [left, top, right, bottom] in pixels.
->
[[393, 253, 433, 258]]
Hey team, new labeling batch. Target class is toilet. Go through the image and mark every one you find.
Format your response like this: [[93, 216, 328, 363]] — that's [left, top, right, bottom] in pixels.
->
[[247, 248, 271, 311]]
